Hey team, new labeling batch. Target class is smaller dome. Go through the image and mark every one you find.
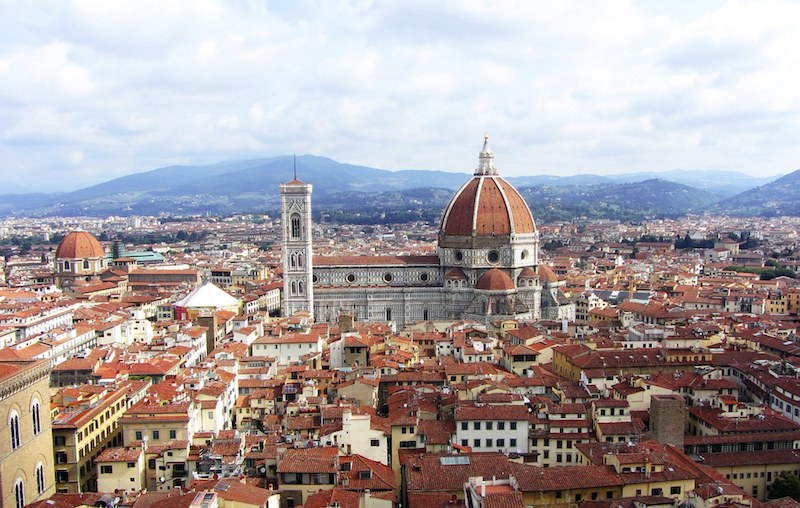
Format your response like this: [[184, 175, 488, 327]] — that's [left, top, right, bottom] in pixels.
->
[[445, 268, 467, 279], [476, 268, 515, 291], [56, 231, 105, 259], [518, 267, 537, 278], [538, 265, 559, 284]]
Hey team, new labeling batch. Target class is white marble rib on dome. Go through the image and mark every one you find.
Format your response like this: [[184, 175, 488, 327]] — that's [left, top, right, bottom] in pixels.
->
[[176, 282, 240, 309]]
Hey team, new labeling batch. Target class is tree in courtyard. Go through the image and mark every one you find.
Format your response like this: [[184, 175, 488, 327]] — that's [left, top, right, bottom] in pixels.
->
[[768, 472, 800, 501]]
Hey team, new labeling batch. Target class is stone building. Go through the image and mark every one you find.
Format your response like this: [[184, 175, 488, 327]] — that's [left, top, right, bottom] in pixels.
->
[[53, 231, 107, 290], [0, 359, 55, 508], [282, 138, 575, 328]]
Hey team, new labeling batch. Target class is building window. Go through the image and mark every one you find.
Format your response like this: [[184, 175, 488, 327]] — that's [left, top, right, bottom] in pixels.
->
[[83, 260, 90, 270], [9, 411, 21, 450], [486, 439, 493, 447], [32, 400, 42, 435], [461, 422, 468, 431], [36, 463, 46, 494], [474, 439, 481, 447], [671, 486, 681, 495], [474, 422, 481, 430], [291, 215, 301, 239], [128, 462, 135, 468], [498, 422, 505, 430], [152, 430, 160, 440], [370, 439, 380, 447], [56, 470, 69, 482], [510, 439, 517, 448], [497, 439, 505, 447], [169, 430, 177, 439], [135, 431, 143, 441], [54, 436, 66, 446], [461, 439, 468, 447], [101, 466, 113, 474], [14, 479, 24, 508], [510, 422, 517, 430]]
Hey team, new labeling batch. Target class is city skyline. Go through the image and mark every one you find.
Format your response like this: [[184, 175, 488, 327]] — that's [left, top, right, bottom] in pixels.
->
[[2, 0, 799, 192]]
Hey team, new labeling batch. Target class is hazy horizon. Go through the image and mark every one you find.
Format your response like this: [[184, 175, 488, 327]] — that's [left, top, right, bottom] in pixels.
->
[[2, 1, 799, 192]]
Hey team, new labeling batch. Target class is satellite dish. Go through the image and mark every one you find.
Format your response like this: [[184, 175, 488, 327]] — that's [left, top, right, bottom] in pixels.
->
[[159, 477, 165, 483], [259, 467, 266, 474]]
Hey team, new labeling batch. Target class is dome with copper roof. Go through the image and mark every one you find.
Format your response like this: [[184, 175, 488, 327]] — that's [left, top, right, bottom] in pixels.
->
[[476, 268, 515, 291], [56, 231, 105, 259], [439, 138, 536, 248]]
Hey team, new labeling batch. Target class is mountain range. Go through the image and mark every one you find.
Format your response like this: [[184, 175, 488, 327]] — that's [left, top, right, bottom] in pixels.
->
[[0, 155, 795, 220]]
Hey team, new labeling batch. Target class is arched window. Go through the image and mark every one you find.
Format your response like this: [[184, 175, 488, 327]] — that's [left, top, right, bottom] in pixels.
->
[[63, 260, 70, 271], [298, 253, 304, 268], [32, 399, 41, 435], [83, 259, 89, 270], [290, 282, 297, 296], [36, 463, 45, 494], [14, 479, 24, 508], [291, 214, 301, 239], [386, 308, 392, 321], [9, 410, 20, 449], [290, 253, 296, 268], [423, 309, 429, 321], [298, 281, 304, 295]]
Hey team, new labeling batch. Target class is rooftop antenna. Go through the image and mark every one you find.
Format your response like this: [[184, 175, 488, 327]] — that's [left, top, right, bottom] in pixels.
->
[[293, 153, 297, 180]]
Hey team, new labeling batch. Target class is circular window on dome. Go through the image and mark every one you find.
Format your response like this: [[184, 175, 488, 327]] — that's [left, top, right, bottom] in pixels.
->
[[420, 272, 429, 282], [312, 274, 318, 283], [383, 273, 393, 283], [487, 251, 500, 264], [454, 251, 464, 262], [521, 250, 528, 260], [346, 273, 356, 284]]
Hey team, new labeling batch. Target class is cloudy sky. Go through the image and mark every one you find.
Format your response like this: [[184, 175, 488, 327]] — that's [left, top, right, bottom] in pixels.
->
[[1, 0, 799, 192]]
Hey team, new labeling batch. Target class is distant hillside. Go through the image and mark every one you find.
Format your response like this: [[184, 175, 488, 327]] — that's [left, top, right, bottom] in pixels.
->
[[519, 179, 720, 222], [0, 154, 786, 220], [604, 169, 777, 198], [714, 169, 800, 216]]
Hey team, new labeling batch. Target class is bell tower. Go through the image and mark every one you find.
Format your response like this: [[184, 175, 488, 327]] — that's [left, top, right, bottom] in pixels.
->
[[280, 172, 314, 320]]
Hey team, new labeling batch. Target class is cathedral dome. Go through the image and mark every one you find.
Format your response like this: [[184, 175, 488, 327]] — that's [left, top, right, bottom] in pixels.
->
[[56, 231, 105, 259], [439, 138, 535, 248], [476, 268, 515, 291], [538, 264, 559, 284]]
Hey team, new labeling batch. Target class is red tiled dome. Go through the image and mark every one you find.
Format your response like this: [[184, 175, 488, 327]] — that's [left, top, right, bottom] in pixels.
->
[[476, 268, 515, 291], [538, 264, 559, 284], [519, 267, 537, 278], [439, 139, 535, 246], [56, 231, 105, 259]]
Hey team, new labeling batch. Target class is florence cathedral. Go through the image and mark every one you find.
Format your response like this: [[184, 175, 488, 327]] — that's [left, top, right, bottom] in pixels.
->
[[281, 138, 575, 328]]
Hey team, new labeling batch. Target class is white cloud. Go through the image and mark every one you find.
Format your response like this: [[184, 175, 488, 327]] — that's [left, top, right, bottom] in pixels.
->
[[0, 0, 799, 191]]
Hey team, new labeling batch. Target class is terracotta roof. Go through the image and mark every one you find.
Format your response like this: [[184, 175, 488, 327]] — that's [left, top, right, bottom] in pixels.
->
[[56, 231, 105, 259], [314, 255, 439, 266], [95, 446, 142, 462], [476, 269, 515, 291], [441, 175, 535, 239], [276, 446, 339, 474]]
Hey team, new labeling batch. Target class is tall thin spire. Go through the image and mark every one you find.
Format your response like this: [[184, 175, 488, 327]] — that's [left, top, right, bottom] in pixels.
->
[[293, 153, 297, 180]]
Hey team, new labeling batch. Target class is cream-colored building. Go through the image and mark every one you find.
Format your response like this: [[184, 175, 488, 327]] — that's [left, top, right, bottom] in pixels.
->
[[0, 359, 55, 508], [51, 381, 149, 493], [95, 446, 146, 494]]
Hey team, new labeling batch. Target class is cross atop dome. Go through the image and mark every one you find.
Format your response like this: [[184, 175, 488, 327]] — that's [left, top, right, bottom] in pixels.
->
[[475, 135, 498, 176]]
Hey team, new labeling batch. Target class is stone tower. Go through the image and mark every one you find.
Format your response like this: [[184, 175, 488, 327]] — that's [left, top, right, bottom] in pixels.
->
[[280, 175, 314, 319], [650, 394, 686, 447]]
